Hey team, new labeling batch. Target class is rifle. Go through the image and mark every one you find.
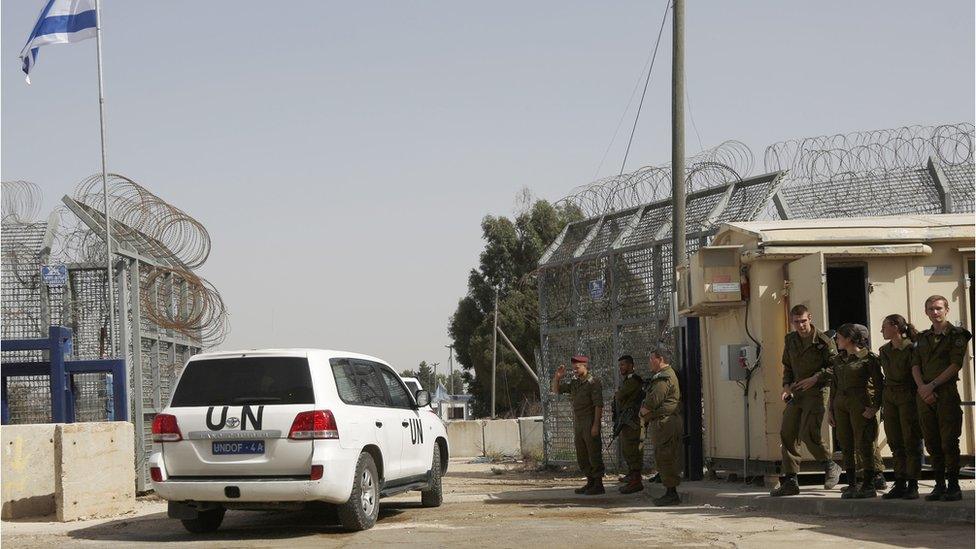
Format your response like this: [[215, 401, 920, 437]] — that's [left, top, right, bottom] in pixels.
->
[[603, 384, 645, 469]]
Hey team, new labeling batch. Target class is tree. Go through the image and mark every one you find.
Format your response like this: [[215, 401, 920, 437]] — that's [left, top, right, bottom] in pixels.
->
[[400, 360, 436, 391], [449, 194, 583, 417], [435, 371, 466, 394]]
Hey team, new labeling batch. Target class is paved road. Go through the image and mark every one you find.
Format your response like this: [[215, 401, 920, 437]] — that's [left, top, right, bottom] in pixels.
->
[[3, 461, 971, 548]]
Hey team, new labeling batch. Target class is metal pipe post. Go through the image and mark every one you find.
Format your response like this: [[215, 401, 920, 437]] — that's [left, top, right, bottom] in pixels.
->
[[445, 344, 454, 395], [94, 0, 116, 357], [491, 287, 499, 419]]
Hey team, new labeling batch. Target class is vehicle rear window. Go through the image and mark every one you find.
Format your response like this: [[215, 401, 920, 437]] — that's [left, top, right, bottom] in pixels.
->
[[170, 357, 314, 406]]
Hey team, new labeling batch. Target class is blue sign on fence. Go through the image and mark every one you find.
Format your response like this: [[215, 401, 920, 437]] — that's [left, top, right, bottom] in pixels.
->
[[40, 264, 68, 287], [588, 279, 605, 300]]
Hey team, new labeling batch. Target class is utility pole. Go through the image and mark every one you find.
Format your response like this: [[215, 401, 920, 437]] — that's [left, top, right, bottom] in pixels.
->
[[445, 344, 455, 395], [491, 286, 499, 419], [431, 362, 440, 394], [671, 0, 685, 370], [672, 0, 685, 271], [671, 0, 702, 483]]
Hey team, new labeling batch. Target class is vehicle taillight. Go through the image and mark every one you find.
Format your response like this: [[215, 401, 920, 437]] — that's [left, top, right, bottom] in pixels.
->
[[311, 465, 324, 480], [150, 467, 163, 482], [288, 410, 339, 440], [151, 413, 182, 442]]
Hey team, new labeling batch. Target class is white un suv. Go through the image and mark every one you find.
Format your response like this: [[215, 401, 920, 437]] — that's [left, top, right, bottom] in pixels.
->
[[149, 349, 449, 533]]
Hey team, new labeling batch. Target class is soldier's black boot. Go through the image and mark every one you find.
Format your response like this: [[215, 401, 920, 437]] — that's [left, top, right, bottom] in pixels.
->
[[942, 474, 962, 501], [653, 487, 681, 506], [824, 461, 842, 490], [770, 475, 799, 497], [619, 475, 644, 494], [925, 473, 946, 501], [618, 472, 636, 484], [902, 479, 919, 500], [841, 469, 857, 499], [882, 478, 906, 499], [584, 477, 606, 495], [854, 471, 877, 498], [574, 477, 593, 494], [873, 471, 887, 491]]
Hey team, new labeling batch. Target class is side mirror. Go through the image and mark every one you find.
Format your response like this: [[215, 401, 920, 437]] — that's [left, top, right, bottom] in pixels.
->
[[415, 390, 431, 408]]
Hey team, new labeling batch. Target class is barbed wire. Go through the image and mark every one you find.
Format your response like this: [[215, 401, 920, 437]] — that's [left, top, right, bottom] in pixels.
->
[[764, 122, 974, 179], [1, 176, 228, 347], [1, 180, 43, 224], [558, 140, 754, 217]]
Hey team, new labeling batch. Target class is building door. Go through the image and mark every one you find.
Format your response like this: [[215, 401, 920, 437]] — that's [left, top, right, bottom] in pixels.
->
[[787, 252, 828, 329], [787, 252, 833, 455], [826, 265, 870, 330]]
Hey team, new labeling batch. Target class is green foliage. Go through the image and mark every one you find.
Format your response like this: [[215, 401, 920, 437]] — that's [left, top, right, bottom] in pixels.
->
[[400, 361, 435, 390], [449, 195, 583, 417], [435, 371, 466, 394]]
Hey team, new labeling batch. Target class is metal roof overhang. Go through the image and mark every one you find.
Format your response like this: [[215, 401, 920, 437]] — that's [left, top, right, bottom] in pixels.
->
[[740, 243, 933, 263]]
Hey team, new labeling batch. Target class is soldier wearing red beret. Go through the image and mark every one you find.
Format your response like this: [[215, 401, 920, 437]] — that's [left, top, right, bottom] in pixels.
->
[[551, 355, 605, 494]]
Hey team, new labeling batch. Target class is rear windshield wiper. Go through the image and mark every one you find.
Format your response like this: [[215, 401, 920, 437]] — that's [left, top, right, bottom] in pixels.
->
[[230, 396, 283, 404]]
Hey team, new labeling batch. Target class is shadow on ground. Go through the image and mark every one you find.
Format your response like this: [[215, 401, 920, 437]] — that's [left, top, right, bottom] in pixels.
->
[[66, 503, 416, 543], [482, 484, 973, 549]]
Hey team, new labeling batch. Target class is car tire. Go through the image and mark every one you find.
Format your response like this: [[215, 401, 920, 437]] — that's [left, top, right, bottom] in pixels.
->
[[421, 443, 443, 508], [180, 508, 225, 533], [338, 452, 380, 531]]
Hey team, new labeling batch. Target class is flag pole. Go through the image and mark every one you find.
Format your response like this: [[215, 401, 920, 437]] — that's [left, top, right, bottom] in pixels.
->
[[94, 0, 116, 357]]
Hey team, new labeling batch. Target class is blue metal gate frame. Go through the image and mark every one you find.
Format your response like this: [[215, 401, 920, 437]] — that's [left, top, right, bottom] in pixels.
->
[[1, 326, 127, 424]]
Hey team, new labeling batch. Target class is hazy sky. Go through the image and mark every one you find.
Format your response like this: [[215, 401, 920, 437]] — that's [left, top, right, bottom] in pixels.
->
[[3, 1, 974, 374]]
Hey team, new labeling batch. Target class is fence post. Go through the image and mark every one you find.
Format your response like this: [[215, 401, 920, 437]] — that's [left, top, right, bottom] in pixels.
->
[[49, 326, 69, 423]]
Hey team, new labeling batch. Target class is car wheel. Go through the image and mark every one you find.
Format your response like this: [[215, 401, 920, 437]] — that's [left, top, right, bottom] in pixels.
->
[[180, 507, 225, 533], [338, 452, 380, 531], [421, 443, 443, 507]]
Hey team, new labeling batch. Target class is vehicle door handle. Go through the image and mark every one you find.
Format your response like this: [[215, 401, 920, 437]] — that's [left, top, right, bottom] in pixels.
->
[[402, 421, 409, 427], [375, 421, 383, 428]]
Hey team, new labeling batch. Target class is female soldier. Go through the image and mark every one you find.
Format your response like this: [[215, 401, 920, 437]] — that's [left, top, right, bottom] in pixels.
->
[[879, 314, 921, 500], [828, 323, 885, 498]]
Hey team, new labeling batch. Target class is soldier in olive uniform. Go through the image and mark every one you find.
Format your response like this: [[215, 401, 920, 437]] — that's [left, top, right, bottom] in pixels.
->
[[771, 304, 843, 496], [878, 313, 922, 500], [828, 323, 884, 499], [552, 355, 605, 495], [640, 348, 682, 506], [613, 355, 644, 494], [912, 295, 973, 502]]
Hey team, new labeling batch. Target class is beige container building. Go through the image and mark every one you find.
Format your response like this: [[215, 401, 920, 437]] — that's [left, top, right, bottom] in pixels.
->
[[679, 213, 975, 481]]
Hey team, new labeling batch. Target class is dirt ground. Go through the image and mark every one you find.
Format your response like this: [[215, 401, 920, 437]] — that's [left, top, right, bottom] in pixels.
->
[[2, 460, 972, 548]]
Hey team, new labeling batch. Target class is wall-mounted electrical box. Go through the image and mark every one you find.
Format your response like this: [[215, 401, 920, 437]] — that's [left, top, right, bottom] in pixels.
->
[[680, 245, 746, 316], [720, 343, 756, 381]]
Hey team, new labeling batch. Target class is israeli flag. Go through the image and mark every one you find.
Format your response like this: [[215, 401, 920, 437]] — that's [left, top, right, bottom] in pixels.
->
[[19, 0, 98, 84]]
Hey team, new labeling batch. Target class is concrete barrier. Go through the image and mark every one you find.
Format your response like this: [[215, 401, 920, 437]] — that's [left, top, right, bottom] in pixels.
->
[[518, 416, 543, 459], [447, 420, 485, 458], [483, 419, 521, 457], [1, 424, 58, 519], [55, 422, 136, 521], [1, 422, 135, 521]]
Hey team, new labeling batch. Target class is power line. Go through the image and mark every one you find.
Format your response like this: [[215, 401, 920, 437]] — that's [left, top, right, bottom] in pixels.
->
[[619, 0, 673, 176], [593, 50, 657, 178], [593, 0, 673, 179], [686, 84, 705, 153]]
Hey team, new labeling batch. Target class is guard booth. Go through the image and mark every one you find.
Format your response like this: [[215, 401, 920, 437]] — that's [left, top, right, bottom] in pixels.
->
[[678, 213, 975, 482]]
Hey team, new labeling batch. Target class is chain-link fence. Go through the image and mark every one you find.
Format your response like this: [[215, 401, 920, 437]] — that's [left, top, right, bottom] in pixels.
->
[[1, 176, 225, 491], [538, 172, 783, 471], [539, 122, 975, 472]]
